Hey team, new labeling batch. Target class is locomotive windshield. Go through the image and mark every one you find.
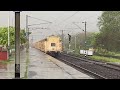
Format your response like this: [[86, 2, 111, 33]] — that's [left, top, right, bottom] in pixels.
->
[[51, 43, 55, 46]]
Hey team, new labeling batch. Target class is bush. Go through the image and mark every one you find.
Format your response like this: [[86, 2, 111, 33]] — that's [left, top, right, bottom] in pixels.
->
[[95, 48, 115, 56]]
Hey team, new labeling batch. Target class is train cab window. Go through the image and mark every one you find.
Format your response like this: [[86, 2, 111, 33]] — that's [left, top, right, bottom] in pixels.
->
[[51, 43, 55, 46]]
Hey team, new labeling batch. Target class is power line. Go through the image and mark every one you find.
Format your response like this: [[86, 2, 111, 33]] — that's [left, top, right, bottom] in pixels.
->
[[65, 28, 80, 29], [28, 15, 52, 23], [62, 11, 79, 21], [52, 12, 70, 23], [53, 11, 80, 30], [75, 12, 101, 23], [73, 22, 84, 31], [29, 27, 49, 30], [53, 12, 100, 31], [64, 12, 100, 29], [28, 23, 49, 26], [57, 11, 79, 25]]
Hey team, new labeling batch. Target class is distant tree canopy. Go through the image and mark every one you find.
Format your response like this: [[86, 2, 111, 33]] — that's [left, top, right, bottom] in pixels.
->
[[63, 11, 120, 53], [64, 32, 94, 50], [0, 26, 26, 47], [95, 11, 120, 52]]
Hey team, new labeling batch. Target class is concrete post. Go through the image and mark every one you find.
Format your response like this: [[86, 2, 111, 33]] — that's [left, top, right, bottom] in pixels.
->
[[15, 11, 20, 78]]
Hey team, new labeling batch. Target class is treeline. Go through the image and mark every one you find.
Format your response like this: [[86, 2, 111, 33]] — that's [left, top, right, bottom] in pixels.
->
[[63, 32, 95, 52], [96, 11, 120, 52], [63, 11, 120, 54], [0, 26, 27, 48]]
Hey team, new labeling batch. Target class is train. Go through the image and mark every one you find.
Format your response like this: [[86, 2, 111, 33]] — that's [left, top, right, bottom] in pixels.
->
[[34, 35, 63, 56]]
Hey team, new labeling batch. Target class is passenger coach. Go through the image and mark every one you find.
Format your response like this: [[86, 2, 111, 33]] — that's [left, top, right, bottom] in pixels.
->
[[34, 35, 62, 56]]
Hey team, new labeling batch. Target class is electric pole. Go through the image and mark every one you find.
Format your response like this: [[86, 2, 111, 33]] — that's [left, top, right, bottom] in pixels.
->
[[82, 21, 87, 57], [75, 36, 76, 50], [15, 11, 21, 78], [68, 34, 71, 51], [26, 15, 29, 52], [73, 22, 85, 53], [8, 11, 10, 55]]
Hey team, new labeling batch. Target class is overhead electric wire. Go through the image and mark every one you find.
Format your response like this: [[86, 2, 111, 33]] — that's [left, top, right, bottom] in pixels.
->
[[62, 11, 79, 22], [28, 15, 52, 23], [29, 27, 49, 30], [80, 15, 97, 22], [53, 12, 100, 32], [73, 22, 84, 31], [57, 11, 79, 25], [58, 12, 96, 32], [28, 23, 49, 26], [68, 13, 101, 33], [27, 15, 52, 32], [53, 11, 84, 31]]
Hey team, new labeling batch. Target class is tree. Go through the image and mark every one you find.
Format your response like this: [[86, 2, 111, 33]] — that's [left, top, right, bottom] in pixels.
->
[[20, 29, 27, 45], [97, 11, 120, 52], [64, 32, 94, 51], [0, 26, 27, 48]]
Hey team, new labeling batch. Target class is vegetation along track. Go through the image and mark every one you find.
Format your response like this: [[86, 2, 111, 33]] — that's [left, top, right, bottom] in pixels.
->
[[54, 53, 120, 79]]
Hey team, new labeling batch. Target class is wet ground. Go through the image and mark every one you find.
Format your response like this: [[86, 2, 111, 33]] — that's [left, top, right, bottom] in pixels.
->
[[0, 49, 27, 79], [0, 47, 93, 79], [28, 47, 93, 79]]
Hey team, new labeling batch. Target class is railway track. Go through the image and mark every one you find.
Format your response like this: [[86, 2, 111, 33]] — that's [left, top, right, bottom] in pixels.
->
[[54, 53, 120, 79]]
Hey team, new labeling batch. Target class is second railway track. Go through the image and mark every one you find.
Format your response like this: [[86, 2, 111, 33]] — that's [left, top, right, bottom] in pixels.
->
[[53, 52, 120, 79]]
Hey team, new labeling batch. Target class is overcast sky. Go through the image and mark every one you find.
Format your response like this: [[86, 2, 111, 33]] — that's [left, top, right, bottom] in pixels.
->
[[0, 11, 102, 42]]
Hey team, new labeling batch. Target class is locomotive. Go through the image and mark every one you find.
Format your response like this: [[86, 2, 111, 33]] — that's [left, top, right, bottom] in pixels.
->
[[34, 35, 63, 56]]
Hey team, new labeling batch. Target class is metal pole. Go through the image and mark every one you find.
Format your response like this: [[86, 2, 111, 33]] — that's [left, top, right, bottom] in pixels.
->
[[68, 34, 70, 51], [8, 11, 10, 55], [85, 21, 87, 57], [8, 11, 10, 47], [15, 11, 20, 78], [26, 15, 29, 52], [82, 21, 87, 57], [75, 36, 76, 50], [62, 30, 64, 51], [28, 28, 29, 49]]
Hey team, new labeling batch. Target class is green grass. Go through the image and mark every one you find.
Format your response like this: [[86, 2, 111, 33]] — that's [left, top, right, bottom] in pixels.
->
[[65, 49, 120, 63], [23, 51, 29, 79], [18, 53, 29, 79], [0, 60, 12, 64], [89, 55, 120, 63], [114, 53, 120, 56]]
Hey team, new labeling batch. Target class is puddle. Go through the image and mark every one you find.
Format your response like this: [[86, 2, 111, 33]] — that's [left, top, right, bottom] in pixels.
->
[[28, 71, 37, 78]]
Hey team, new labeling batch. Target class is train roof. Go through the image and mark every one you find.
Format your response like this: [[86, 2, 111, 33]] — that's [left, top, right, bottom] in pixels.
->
[[48, 35, 58, 37], [35, 35, 61, 43]]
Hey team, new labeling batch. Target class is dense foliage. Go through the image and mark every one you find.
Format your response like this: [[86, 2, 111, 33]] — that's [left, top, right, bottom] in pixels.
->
[[96, 11, 120, 52], [0, 26, 26, 47], [63, 11, 120, 54]]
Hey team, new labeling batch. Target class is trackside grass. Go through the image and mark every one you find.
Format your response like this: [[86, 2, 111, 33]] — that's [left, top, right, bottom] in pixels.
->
[[66, 50, 120, 64], [89, 55, 120, 63]]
